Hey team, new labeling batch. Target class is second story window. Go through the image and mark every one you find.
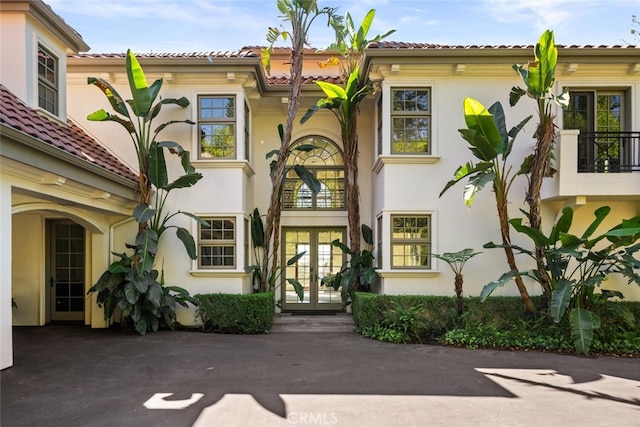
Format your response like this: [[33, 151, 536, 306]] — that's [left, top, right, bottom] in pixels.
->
[[391, 88, 431, 154], [198, 95, 235, 159], [283, 136, 345, 210], [38, 45, 58, 115]]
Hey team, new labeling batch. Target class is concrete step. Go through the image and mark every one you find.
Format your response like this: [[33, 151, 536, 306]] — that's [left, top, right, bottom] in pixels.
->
[[271, 313, 356, 333]]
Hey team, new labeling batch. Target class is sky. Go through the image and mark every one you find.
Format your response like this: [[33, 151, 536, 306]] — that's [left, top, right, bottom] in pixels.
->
[[45, 0, 639, 54]]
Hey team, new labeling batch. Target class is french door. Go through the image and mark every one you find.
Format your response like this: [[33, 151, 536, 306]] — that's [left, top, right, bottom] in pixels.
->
[[49, 220, 85, 321], [281, 228, 345, 311]]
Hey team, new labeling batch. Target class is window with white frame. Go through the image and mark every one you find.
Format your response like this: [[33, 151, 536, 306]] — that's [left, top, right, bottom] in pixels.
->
[[198, 218, 236, 268], [391, 215, 431, 268], [198, 95, 236, 159], [38, 45, 58, 115], [391, 88, 431, 154]]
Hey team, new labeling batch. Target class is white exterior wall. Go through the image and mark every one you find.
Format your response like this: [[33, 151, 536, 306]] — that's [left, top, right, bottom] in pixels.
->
[[0, 178, 13, 369]]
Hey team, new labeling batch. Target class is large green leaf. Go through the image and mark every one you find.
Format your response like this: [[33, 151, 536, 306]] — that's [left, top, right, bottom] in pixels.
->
[[582, 206, 611, 239], [463, 97, 503, 149], [148, 142, 168, 189], [458, 129, 498, 162], [250, 208, 265, 248], [463, 170, 495, 207], [481, 270, 519, 301], [87, 77, 129, 117], [125, 49, 160, 117], [293, 165, 321, 194], [316, 80, 347, 100], [362, 224, 373, 246], [519, 30, 557, 98], [487, 102, 507, 148], [86, 109, 135, 133], [510, 218, 550, 247], [176, 227, 197, 260], [286, 251, 307, 266], [161, 173, 203, 192], [286, 278, 305, 302], [569, 308, 599, 355], [133, 204, 156, 224], [549, 206, 574, 243], [439, 161, 492, 197], [124, 281, 140, 304], [146, 282, 163, 307], [550, 278, 573, 322]]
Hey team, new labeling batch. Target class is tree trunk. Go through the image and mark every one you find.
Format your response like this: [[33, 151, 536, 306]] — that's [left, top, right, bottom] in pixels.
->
[[525, 111, 555, 303], [343, 108, 361, 255], [454, 272, 464, 315], [262, 43, 305, 293], [495, 184, 536, 313]]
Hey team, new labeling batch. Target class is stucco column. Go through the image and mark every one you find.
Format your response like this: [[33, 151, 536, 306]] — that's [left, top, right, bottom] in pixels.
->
[[0, 179, 14, 369]]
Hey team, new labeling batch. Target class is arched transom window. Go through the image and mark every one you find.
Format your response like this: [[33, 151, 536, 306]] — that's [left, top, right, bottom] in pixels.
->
[[283, 136, 345, 210]]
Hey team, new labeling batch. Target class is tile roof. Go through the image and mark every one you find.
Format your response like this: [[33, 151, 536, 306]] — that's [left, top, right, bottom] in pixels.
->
[[368, 41, 639, 50], [267, 75, 343, 85], [70, 50, 259, 59], [0, 84, 137, 182]]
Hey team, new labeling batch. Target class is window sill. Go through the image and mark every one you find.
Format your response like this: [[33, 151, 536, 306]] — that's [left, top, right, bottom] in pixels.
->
[[189, 269, 250, 278], [373, 155, 441, 173], [191, 159, 255, 176], [377, 270, 441, 278]]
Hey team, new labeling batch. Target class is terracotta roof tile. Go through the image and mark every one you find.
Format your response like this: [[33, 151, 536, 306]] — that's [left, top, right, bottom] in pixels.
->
[[267, 75, 343, 85], [368, 41, 639, 50], [70, 50, 259, 59], [0, 85, 137, 182]]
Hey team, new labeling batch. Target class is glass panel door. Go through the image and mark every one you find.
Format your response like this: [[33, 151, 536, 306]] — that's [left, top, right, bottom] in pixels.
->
[[50, 220, 85, 321], [282, 228, 345, 311]]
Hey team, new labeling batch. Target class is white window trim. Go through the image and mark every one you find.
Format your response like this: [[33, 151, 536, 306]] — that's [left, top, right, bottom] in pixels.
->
[[380, 81, 438, 158], [376, 209, 439, 273], [192, 89, 245, 162], [190, 213, 249, 275], [33, 37, 67, 122]]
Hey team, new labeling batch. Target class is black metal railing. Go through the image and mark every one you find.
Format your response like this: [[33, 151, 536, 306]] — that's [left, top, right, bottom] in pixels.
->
[[577, 131, 640, 173]]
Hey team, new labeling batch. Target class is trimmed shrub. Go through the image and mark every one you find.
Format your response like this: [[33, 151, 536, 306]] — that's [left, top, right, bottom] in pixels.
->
[[352, 292, 640, 355], [194, 292, 274, 334]]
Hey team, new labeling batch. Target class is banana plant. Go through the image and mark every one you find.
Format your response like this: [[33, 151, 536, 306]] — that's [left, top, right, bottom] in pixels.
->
[[510, 30, 569, 301], [482, 206, 640, 354], [301, 9, 394, 258], [440, 97, 536, 313], [245, 208, 306, 302], [321, 224, 377, 307], [87, 49, 204, 334]]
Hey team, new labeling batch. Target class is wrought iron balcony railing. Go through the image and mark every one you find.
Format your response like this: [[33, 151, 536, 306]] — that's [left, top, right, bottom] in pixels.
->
[[578, 131, 640, 173]]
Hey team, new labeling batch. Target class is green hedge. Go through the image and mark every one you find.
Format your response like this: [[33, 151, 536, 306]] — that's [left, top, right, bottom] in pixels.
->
[[194, 292, 274, 334], [352, 292, 640, 355]]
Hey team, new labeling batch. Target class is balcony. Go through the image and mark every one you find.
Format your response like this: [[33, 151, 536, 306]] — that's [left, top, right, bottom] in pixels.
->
[[578, 132, 640, 173], [542, 130, 640, 201]]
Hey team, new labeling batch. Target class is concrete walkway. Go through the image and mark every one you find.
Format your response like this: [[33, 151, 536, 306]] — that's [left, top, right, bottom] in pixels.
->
[[1, 323, 639, 426]]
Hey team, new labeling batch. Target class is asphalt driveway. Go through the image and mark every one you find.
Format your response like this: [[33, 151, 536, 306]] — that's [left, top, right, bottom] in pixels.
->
[[1, 325, 639, 426]]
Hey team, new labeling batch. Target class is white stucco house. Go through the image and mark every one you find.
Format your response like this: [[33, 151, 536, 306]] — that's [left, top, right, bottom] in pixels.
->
[[2, 0, 638, 369]]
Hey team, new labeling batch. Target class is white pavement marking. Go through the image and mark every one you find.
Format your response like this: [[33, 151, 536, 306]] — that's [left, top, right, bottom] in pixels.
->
[[143, 393, 204, 410], [191, 369, 640, 426]]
